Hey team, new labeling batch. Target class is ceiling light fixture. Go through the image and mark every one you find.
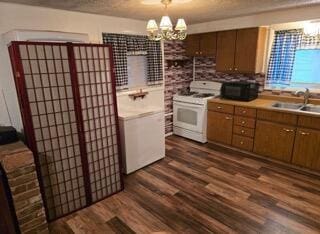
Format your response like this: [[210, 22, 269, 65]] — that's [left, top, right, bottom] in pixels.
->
[[142, 0, 192, 5], [146, 0, 187, 41]]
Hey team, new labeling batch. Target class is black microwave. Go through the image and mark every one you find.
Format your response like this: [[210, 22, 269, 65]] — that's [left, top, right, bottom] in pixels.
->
[[221, 82, 259, 101]]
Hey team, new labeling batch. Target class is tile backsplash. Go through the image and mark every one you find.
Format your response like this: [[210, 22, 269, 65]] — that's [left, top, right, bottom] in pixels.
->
[[193, 57, 265, 90], [164, 41, 266, 135]]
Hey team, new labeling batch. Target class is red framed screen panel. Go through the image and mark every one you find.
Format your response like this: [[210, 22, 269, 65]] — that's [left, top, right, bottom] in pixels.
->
[[72, 44, 123, 202], [8, 41, 123, 221]]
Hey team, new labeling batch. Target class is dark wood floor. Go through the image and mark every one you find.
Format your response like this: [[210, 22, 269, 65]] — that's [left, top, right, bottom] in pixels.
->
[[50, 135, 320, 234]]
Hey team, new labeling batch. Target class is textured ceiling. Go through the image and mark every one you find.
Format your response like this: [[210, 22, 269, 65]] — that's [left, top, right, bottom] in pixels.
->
[[1, 0, 320, 24]]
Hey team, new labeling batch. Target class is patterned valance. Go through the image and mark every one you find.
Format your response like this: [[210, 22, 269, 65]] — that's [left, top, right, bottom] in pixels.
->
[[147, 40, 163, 85], [103, 33, 163, 90], [300, 35, 320, 49], [103, 34, 128, 89], [126, 35, 148, 55]]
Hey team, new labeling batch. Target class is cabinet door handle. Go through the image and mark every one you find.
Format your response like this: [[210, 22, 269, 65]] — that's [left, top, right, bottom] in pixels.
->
[[241, 130, 245, 134], [225, 116, 232, 120], [240, 141, 244, 145], [299, 131, 310, 136], [217, 106, 222, 109], [283, 128, 294, 133], [242, 110, 246, 114], [241, 121, 246, 124], [195, 51, 199, 55], [235, 68, 238, 71], [199, 51, 203, 55], [229, 68, 232, 71]]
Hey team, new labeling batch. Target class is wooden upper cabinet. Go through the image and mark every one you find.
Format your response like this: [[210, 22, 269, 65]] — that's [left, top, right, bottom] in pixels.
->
[[185, 32, 217, 57], [216, 30, 237, 72], [292, 128, 320, 171], [199, 33, 217, 56], [216, 27, 267, 74], [234, 27, 267, 73], [185, 34, 200, 56], [253, 120, 295, 162]]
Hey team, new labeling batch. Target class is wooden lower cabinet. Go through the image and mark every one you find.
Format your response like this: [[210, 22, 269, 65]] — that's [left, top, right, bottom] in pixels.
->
[[232, 135, 253, 151], [207, 111, 233, 145], [253, 120, 295, 162], [298, 116, 320, 130], [207, 101, 320, 172], [292, 128, 320, 171]]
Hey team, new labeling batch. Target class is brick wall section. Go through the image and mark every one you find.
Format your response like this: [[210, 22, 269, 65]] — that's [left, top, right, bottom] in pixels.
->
[[0, 141, 48, 234], [164, 41, 193, 134]]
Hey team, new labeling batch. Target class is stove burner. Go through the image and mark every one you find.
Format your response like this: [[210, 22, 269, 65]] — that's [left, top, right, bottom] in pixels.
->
[[193, 93, 214, 98], [179, 91, 198, 96]]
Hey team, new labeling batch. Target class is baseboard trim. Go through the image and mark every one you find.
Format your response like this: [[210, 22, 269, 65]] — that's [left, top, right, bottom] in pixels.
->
[[207, 140, 320, 178], [165, 132, 173, 137]]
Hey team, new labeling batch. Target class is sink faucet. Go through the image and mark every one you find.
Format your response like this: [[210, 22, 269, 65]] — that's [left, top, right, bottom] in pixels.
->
[[294, 88, 310, 105]]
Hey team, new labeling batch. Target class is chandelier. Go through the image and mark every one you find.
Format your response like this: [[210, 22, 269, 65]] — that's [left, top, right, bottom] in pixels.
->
[[146, 0, 187, 41]]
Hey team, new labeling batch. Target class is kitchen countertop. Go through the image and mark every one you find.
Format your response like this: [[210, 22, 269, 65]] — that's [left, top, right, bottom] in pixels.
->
[[208, 95, 320, 117]]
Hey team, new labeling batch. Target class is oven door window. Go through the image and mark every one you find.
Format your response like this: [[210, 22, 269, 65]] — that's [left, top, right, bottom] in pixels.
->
[[177, 108, 197, 126], [173, 103, 204, 133]]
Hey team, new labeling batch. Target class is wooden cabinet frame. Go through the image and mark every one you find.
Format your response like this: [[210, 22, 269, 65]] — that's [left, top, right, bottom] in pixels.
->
[[207, 100, 320, 172], [185, 32, 217, 57], [216, 27, 267, 74]]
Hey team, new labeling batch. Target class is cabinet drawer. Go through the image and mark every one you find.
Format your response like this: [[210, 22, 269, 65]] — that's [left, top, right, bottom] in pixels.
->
[[234, 116, 256, 128], [233, 125, 254, 138], [298, 115, 320, 130], [232, 135, 253, 151], [208, 102, 234, 114], [235, 106, 256, 118], [257, 109, 297, 125]]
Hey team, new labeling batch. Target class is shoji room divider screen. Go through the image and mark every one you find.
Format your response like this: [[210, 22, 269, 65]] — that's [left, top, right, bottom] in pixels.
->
[[8, 41, 123, 221]]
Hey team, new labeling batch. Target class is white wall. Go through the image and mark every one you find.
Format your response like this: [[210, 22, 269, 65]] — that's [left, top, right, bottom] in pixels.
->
[[188, 5, 320, 33], [0, 2, 147, 131]]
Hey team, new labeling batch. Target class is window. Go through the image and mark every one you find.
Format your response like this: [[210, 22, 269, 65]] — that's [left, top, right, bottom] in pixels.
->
[[127, 55, 147, 88], [266, 29, 320, 90], [291, 49, 320, 88]]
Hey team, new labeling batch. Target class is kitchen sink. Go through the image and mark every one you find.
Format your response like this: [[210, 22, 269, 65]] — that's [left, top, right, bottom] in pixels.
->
[[300, 105, 320, 113], [271, 102, 304, 110], [271, 102, 320, 114]]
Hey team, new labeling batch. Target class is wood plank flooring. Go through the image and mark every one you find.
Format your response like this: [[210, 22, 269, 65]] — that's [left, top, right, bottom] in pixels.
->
[[49, 135, 320, 233]]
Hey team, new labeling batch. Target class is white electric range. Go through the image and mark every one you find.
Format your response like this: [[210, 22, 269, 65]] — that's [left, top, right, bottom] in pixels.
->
[[173, 81, 222, 143]]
